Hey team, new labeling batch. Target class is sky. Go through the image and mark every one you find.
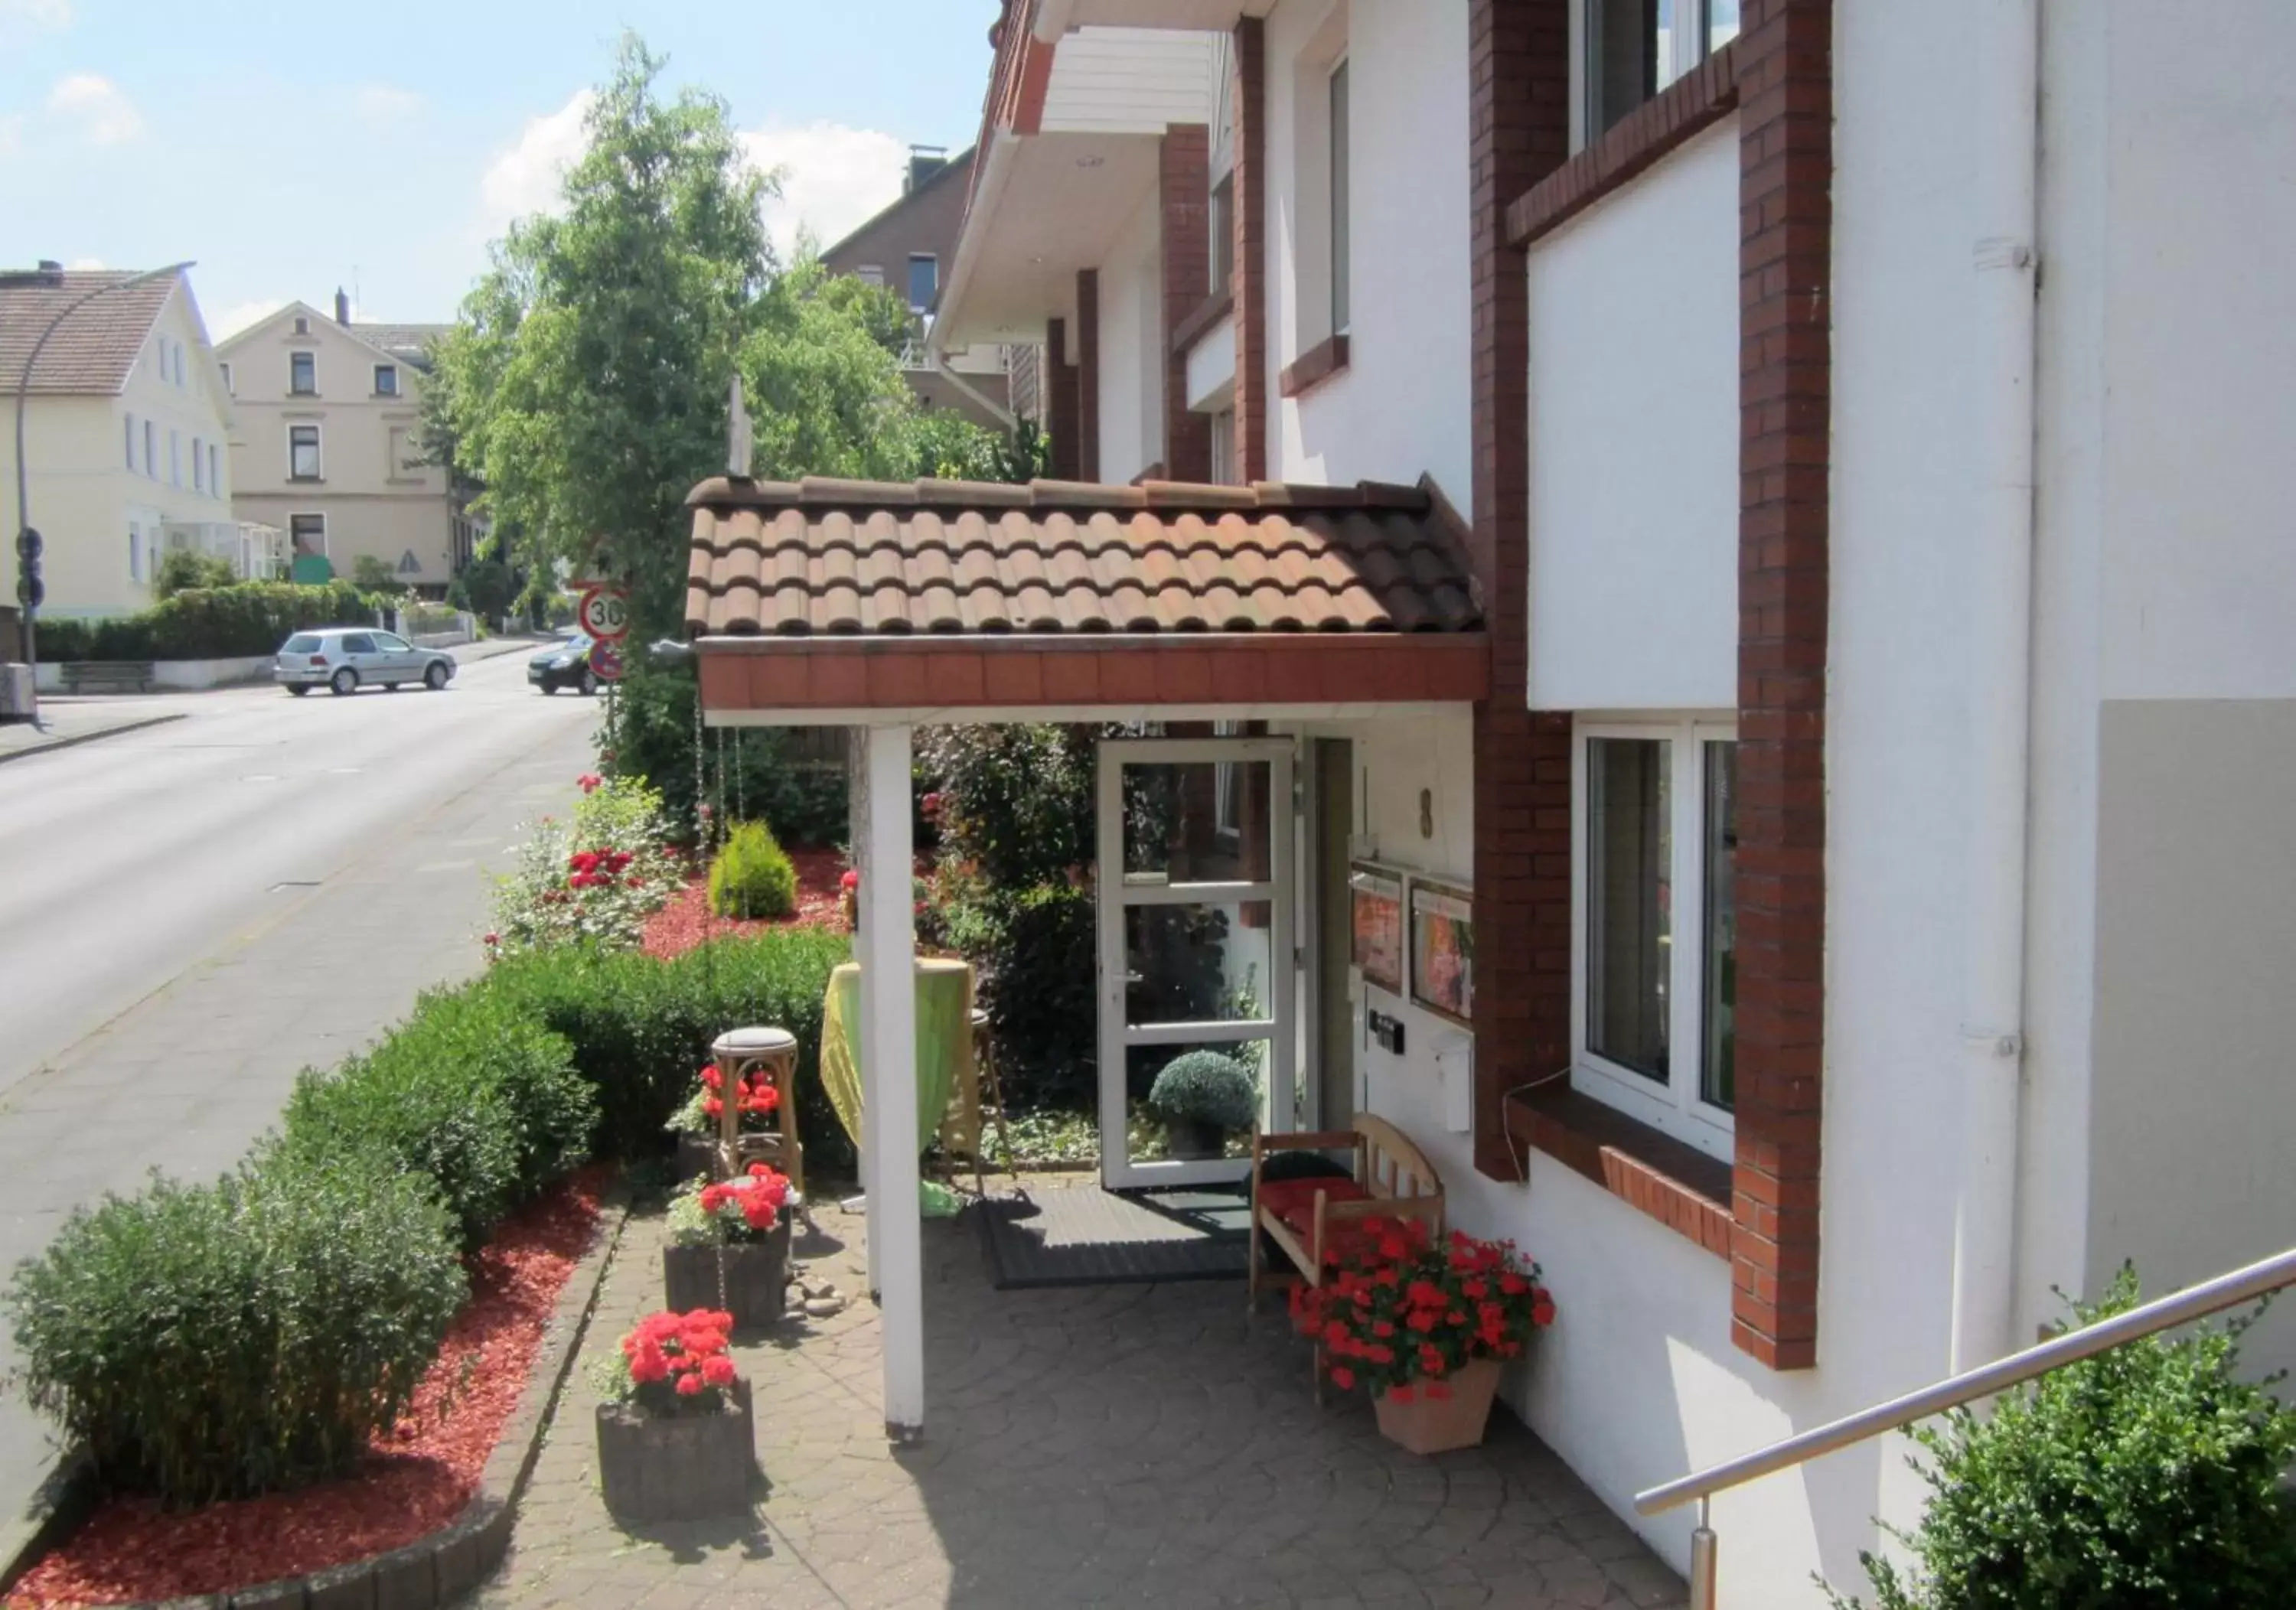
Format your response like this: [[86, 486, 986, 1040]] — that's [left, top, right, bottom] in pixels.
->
[[0, 0, 1000, 338]]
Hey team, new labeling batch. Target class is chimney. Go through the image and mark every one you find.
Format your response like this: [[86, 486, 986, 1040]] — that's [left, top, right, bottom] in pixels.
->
[[38, 259, 62, 273], [335, 288, 351, 325], [905, 145, 950, 195]]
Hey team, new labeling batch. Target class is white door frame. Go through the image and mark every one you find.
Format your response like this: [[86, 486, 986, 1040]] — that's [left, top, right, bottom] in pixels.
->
[[1096, 736, 1296, 1189]]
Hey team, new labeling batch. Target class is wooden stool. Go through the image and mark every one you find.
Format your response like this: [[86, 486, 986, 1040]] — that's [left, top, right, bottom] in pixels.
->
[[710, 1026, 803, 1199], [970, 1008, 1016, 1194]]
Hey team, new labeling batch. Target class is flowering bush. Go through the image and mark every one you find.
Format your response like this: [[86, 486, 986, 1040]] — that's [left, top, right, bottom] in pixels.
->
[[665, 1062, 783, 1137], [489, 775, 683, 953], [666, 1164, 796, 1247], [603, 1309, 742, 1414], [1290, 1224, 1554, 1399]]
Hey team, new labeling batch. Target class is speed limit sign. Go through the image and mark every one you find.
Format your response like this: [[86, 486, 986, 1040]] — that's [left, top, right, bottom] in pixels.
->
[[576, 585, 629, 642]]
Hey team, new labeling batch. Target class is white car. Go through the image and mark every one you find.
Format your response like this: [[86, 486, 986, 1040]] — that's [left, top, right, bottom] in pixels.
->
[[274, 627, 457, 696]]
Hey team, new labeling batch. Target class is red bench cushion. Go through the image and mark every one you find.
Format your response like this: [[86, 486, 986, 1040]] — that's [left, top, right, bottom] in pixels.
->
[[1257, 1176, 1371, 1239]]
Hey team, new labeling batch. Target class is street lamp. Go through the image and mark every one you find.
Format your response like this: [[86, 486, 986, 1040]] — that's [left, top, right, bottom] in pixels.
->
[[11, 259, 196, 727]]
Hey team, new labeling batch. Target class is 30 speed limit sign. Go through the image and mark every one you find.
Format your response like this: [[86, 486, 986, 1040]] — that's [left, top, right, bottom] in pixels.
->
[[576, 585, 629, 642]]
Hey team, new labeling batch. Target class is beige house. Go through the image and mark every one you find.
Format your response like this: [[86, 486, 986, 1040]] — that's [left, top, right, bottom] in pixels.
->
[[217, 296, 475, 595], [0, 262, 252, 619]]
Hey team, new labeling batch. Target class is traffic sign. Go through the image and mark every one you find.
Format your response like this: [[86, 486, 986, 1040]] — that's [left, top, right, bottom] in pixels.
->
[[589, 641, 625, 683], [576, 585, 629, 642], [15, 528, 41, 564], [16, 575, 42, 610]]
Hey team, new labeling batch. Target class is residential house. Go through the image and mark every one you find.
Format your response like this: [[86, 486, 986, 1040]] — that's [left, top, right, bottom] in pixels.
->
[[217, 295, 475, 595], [684, 3, 2296, 1606], [0, 262, 253, 618], [820, 145, 1018, 430]]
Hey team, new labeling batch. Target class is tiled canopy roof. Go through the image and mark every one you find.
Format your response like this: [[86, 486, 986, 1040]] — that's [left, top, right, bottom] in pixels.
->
[[684, 475, 1482, 639], [0, 269, 181, 395]]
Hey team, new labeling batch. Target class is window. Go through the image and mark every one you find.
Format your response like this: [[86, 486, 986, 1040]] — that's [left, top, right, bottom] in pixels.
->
[[1329, 58, 1350, 336], [208, 443, 221, 498], [143, 420, 155, 478], [856, 264, 885, 287], [293, 315, 309, 335], [174, 341, 187, 388], [1210, 408, 1237, 485], [1583, 0, 1741, 142], [192, 436, 204, 492], [1574, 718, 1738, 1156], [341, 633, 377, 656], [220, 360, 233, 395], [128, 523, 141, 581], [289, 513, 326, 556], [290, 351, 316, 395], [289, 425, 322, 481], [373, 363, 399, 396], [124, 412, 136, 471], [169, 430, 181, 486], [907, 254, 939, 314], [155, 339, 169, 384], [1209, 173, 1235, 298]]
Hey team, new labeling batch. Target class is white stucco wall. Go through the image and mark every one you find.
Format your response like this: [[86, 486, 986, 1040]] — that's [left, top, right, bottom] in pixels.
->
[[1264, 0, 1473, 498], [1525, 120, 1740, 713], [1094, 199, 1165, 485]]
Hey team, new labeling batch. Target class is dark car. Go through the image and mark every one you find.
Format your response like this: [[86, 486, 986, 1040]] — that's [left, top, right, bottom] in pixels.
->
[[528, 633, 600, 695]]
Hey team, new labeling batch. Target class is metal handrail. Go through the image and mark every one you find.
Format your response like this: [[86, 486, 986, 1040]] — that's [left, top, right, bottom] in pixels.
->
[[1637, 1244, 2296, 1608]]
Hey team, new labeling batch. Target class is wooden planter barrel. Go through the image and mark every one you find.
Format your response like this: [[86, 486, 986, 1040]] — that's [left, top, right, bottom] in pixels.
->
[[662, 1217, 792, 1331], [596, 1380, 754, 1523], [1371, 1359, 1504, 1455]]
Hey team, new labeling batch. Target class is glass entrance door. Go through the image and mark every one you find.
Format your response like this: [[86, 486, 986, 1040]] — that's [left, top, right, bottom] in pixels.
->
[[1095, 738, 1296, 1189]]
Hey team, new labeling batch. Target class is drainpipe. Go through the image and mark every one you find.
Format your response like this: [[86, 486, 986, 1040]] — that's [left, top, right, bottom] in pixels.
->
[[1950, 0, 2042, 1376]]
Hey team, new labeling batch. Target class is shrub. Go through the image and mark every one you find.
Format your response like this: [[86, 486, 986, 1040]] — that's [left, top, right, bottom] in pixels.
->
[[2, 1155, 465, 1504], [941, 881, 1098, 1110], [154, 549, 238, 599], [709, 820, 799, 920], [1147, 1051, 1257, 1133], [34, 582, 377, 662], [608, 660, 846, 849], [490, 775, 684, 955], [1830, 1266, 2296, 1610], [279, 989, 591, 1245], [475, 927, 852, 1174]]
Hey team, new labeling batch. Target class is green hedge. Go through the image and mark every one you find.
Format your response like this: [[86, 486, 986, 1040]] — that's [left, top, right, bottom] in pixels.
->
[[37, 582, 378, 662], [476, 929, 853, 1175], [2, 1157, 465, 1504]]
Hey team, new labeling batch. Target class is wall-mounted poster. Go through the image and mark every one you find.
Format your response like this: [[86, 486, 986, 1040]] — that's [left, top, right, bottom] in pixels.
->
[[1350, 865, 1404, 994], [1410, 879, 1475, 1029]]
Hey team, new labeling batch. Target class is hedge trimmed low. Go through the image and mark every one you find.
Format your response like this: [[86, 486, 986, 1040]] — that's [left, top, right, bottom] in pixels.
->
[[34, 582, 380, 663]]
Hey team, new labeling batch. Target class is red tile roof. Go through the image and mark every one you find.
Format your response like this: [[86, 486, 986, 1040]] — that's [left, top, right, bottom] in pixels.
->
[[684, 475, 1482, 639], [0, 269, 181, 396]]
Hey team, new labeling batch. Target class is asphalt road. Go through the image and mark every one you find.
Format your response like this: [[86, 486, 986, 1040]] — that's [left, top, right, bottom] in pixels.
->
[[0, 646, 601, 1540]]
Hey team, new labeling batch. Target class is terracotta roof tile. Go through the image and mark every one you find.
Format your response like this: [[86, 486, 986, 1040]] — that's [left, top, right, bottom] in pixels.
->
[[0, 269, 184, 395], [685, 474, 1482, 640]]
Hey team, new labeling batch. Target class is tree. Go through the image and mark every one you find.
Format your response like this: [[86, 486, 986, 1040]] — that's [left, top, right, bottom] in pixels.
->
[[742, 259, 919, 482], [423, 35, 771, 639], [351, 554, 409, 595], [455, 559, 518, 621]]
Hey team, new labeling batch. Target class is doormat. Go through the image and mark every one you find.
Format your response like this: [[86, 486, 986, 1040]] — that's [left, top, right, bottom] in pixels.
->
[[975, 1183, 1251, 1289]]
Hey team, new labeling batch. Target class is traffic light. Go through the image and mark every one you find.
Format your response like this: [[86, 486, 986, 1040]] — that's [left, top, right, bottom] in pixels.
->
[[15, 527, 42, 612]]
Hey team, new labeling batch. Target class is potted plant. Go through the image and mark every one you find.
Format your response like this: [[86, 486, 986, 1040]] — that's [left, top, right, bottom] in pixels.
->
[[594, 1308, 753, 1522], [1146, 1050, 1258, 1160], [665, 1063, 784, 1181], [1291, 1224, 1556, 1455], [663, 1162, 797, 1330]]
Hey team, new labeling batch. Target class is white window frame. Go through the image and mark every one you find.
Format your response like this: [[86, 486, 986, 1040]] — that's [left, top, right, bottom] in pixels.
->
[[288, 423, 323, 481], [1570, 714, 1738, 1160]]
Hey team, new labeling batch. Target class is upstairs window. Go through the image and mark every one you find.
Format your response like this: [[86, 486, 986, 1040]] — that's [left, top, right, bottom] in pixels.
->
[[1329, 57, 1350, 336], [289, 424, 322, 481], [220, 360, 233, 395], [193, 436, 205, 491], [143, 420, 156, 478], [208, 443, 221, 498], [290, 350, 317, 395], [374, 363, 399, 396], [124, 412, 136, 471], [907, 254, 939, 315], [169, 430, 181, 487], [1583, 0, 1741, 142]]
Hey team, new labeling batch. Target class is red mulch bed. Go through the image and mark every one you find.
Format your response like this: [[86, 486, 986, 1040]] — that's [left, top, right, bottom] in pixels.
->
[[5, 1169, 609, 1610], [641, 846, 846, 959]]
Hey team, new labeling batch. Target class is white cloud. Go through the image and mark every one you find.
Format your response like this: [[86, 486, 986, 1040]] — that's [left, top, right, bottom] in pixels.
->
[[66, 256, 103, 269], [48, 73, 142, 146], [742, 122, 908, 259], [2, 0, 73, 27], [211, 299, 288, 341], [479, 89, 595, 231], [356, 84, 423, 124]]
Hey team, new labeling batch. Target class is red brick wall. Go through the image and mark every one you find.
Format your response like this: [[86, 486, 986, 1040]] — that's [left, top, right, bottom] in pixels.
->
[[1077, 269, 1101, 483], [1161, 125, 1215, 484], [1046, 318, 1079, 482], [1231, 17, 1269, 484], [1469, 0, 1574, 1181], [1730, 0, 1833, 1373]]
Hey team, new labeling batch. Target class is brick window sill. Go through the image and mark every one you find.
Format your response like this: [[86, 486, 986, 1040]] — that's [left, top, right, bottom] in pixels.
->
[[1278, 334, 1349, 400], [1171, 292, 1234, 357], [1503, 1080, 1733, 1261]]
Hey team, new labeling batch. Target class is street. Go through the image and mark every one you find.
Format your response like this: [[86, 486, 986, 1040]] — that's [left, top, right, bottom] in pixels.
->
[[0, 646, 598, 1532]]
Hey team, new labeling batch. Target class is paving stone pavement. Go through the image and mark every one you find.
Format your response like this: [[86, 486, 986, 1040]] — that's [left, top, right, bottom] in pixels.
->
[[475, 1198, 1688, 1610]]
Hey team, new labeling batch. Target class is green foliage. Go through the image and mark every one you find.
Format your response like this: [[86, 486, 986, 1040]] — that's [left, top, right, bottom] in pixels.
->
[[458, 557, 518, 620], [607, 658, 846, 848], [911, 409, 1049, 484], [709, 820, 798, 919], [473, 928, 853, 1175], [1831, 1268, 2296, 1610], [35, 582, 376, 662], [351, 554, 409, 595], [919, 725, 1097, 888], [279, 989, 592, 1246], [489, 775, 685, 955], [1146, 1051, 1257, 1132], [743, 260, 921, 483], [2, 1155, 465, 1504], [153, 549, 238, 599]]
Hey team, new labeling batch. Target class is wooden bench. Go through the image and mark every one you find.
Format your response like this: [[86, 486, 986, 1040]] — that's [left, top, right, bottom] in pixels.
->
[[60, 660, 155, 695], [1248, 1114, 1446, 1401]]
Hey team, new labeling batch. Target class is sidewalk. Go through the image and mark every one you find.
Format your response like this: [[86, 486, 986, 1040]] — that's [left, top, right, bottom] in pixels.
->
[[0, 706, 184, 765]]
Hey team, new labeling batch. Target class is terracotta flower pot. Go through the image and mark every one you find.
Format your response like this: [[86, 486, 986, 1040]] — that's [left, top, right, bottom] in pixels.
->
[[1372, 1358, 1504, 1455], [596, 1379, 755, 1523], [662, 1217, 792, 1331]]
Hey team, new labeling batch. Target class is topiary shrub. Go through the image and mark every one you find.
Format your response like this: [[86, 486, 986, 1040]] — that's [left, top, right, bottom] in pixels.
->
[[2, 1155, 465, 1504], [709, 820, 799, 920], [1830, 1266, 2296, 1609], [1147, 1050, 1258, 1133]]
